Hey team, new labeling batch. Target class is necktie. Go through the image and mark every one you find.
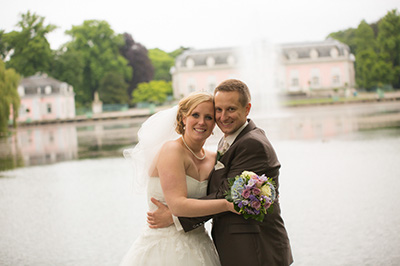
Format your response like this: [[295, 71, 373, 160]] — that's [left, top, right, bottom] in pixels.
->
[[218, 138, 229, 156]]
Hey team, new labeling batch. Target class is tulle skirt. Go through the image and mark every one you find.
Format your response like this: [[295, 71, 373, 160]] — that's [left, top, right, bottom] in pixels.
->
[[119, 225, 221, 266]]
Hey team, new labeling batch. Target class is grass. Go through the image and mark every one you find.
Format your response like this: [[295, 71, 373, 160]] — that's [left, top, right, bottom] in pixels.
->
[[282, 96, 381, 107]]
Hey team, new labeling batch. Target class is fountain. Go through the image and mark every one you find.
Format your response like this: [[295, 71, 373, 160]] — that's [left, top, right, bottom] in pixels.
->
[[237, 39, 285, 118]]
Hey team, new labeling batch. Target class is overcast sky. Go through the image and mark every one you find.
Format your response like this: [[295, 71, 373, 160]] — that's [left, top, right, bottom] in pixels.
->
[[1, 0, 399, 52]]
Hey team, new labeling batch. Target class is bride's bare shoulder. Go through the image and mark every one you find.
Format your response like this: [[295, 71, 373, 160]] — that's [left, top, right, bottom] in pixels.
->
[[159, 139, 183, 154], [206, 149, 217, 157]]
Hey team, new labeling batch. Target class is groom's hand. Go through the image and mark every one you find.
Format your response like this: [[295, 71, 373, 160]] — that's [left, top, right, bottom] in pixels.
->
[[147, 197, 173, 228]]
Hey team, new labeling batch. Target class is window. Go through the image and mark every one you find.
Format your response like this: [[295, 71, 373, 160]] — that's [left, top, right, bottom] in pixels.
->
[[206, 56, 215, 67], [310, 68, 320, 88], [45, 86, 52, 94], [18, 86, 25, 96], [289, 69, 300, 90], [312, 76, 319, 86], [19, 105, 26, 115], [332, 75, 340, 85], [288, 51, 298, 60], [309, 49, 318, 59], [47, 103, 52, 114], [186, 58, 195, 69], [330, 48, 339, 58], [187, 78, 196, 93], [227, 55, 235, 65], [331, 67, 341, 86]]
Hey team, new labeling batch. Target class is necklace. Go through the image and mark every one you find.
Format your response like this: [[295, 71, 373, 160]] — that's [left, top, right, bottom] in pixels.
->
[[181, 137, 206, 160]]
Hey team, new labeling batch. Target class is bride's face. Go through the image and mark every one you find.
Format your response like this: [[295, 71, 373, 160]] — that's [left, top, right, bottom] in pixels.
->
[[183, 101, 215, 141]]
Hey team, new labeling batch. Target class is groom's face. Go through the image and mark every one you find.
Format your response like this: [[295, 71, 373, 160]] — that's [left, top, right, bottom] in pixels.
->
[[214, 91, 251, 136]]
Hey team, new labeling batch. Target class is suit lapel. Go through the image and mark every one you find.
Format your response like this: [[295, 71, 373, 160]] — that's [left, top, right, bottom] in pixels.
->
[[230, 119, 256, 147], [207, 119, 257, 194]]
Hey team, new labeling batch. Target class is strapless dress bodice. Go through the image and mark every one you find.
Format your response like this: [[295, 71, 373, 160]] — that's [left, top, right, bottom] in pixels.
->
[[147, 176, 208, 211]]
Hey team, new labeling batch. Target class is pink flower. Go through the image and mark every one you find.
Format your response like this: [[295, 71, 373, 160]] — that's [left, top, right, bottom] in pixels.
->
[[251, 200, 261, 210], [256, 180, 264, 187], [250, 173, 258, 179], [252, 187, 261, 195], [242, 189, 251, 199]]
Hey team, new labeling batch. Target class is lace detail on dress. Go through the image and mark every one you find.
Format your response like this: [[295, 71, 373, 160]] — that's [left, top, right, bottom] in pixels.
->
[[119, 176, 221, 266]]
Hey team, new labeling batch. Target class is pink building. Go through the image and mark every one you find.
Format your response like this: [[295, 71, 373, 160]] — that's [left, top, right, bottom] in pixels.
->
[[171, 47, 242, 99], [281, 39, 355, 95], [171, 39, 355, 98], [16, 73, 76, 123]]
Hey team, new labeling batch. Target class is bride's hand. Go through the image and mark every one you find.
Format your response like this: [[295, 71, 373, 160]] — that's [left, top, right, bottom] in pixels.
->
[[227, 201, 240, 215]]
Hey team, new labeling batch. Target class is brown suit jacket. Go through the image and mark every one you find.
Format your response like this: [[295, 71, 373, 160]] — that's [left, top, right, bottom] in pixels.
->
[[179, 119, 293, 266]]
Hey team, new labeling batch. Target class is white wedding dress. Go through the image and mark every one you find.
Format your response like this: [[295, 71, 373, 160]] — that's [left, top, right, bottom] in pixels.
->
[[119, 176, 221, 266]]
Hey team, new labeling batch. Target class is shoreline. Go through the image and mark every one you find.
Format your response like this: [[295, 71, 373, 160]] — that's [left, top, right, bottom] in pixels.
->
[[13, 91, 400, 128]]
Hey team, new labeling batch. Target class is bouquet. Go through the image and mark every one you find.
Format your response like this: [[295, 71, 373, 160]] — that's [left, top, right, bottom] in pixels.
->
[[225, 171, 276, 222]]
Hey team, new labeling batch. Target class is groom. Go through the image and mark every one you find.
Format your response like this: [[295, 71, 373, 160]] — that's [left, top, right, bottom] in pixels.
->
[[149, 79, 293, 265]]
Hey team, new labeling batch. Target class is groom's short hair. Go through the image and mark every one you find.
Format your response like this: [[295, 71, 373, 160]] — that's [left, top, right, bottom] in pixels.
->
[[214, 79, 251, 107]]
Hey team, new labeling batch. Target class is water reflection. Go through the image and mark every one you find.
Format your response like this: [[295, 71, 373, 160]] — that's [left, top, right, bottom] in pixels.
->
[[0, 118, 146, 171], [1, 102, 399, 171], [253, 101, 400, 141]]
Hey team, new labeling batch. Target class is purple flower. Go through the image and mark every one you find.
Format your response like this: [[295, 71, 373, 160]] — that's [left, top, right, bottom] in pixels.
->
[[245, 208, 255, 215], [259, 174, 268, 182], [249, 195, 257, 202]]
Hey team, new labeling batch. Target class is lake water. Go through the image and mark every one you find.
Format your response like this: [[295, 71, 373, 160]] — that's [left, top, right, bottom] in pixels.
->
[[1, 102, 400, 265]]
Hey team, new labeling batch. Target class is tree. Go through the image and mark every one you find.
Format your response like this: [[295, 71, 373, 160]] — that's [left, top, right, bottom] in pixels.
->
[[328, 28, 357, 54], [355, 50, 378, 89], [51, 49, 85, 106], [169, 46, 189, 58], [0, 30, 9, 60], [353, 20, 380, 89], [377, 9, 400, 88], [329, 9, 400, 89], [148, 48, 175, 81], [132, 80, 172, 104], [355, 49, 395, 89], [98, 71, 129, 104], [119, 33, 154, 99], [2, 11, 56, 76], [0, 59, 20, 136], [354, 20, 376, 54], [65, 20, 131, 106]]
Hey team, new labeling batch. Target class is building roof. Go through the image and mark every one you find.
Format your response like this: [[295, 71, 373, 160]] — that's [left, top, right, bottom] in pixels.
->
[[174, 39, 353, 67], [280, 38, 351, 59], [19, 73, 73, 95], [175, 47, 240, 68]]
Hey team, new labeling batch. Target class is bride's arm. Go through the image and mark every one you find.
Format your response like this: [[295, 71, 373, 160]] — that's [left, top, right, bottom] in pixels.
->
[[157, 141, 232, 217]]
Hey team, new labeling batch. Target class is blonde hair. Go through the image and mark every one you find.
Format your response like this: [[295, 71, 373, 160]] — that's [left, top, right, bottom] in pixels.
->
[[175, 92, 214, 134]]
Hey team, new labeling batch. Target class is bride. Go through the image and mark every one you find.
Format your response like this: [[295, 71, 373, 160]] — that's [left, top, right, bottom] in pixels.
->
[[120, 92, 235, 266]]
